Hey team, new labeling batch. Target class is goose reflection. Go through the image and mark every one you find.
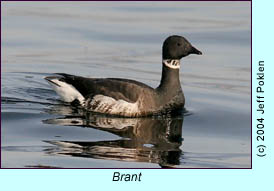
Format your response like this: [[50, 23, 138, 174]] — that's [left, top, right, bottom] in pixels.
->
[[43, 106, 184, 168]]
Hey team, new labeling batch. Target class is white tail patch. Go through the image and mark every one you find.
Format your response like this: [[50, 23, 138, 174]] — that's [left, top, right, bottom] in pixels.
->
[[46, 77, 85, 104], [89, 94, 140, 116], [45, 140, 83, 148]]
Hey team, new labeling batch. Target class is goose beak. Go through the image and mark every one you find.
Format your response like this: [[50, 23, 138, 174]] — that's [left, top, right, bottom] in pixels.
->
[[190, 46, 202, 55]]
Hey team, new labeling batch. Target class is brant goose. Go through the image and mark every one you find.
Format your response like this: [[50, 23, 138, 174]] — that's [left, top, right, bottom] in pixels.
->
[[45, 35, 202, 117]]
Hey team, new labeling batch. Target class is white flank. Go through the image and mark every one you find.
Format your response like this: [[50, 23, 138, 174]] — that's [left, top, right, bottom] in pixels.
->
[[89, 94, 140, 115], [163, 59, 180, 69], [91, 118, 138, 130], [47, 78, 85, 104]]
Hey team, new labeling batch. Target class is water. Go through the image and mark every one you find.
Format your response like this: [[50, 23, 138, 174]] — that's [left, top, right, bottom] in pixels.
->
[[1, 2, 251, 168]]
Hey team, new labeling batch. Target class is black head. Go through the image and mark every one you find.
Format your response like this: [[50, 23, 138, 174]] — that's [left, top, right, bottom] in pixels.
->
[[162, 35, 202, 60]]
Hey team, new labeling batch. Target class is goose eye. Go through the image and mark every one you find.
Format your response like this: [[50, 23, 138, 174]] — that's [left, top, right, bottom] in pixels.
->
[[177, 43, 181, 46]]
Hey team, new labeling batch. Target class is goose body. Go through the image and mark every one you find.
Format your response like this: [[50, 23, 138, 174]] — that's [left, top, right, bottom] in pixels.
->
[[45, 35, 202, 117]]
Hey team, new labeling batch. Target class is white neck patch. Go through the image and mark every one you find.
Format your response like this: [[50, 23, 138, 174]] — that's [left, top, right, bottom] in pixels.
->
[[163, 59, 180, 69]]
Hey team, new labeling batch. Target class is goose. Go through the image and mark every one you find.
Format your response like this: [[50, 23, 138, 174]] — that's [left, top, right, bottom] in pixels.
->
[[45, 35, 202, 117]]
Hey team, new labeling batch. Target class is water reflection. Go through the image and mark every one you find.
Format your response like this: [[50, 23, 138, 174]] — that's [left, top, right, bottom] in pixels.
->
[[43, 106, 184, 168]]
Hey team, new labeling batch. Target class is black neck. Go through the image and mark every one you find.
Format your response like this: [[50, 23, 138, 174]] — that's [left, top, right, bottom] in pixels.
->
[[157, 63, 181, 92]]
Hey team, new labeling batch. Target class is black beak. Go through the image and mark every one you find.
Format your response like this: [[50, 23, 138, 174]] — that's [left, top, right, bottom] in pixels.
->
[[190, 46, 202, 55]]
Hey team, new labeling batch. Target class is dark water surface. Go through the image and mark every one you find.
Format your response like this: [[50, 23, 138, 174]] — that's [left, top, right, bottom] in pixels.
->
[[1, 2, 251, 168]]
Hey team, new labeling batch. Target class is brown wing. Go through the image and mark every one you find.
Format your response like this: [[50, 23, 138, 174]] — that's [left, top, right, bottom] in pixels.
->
[[56, 73, 154, 103]]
